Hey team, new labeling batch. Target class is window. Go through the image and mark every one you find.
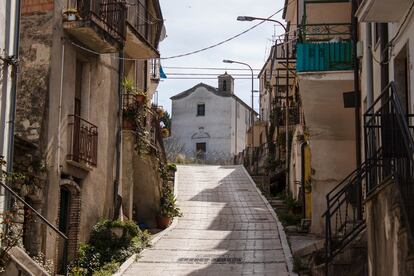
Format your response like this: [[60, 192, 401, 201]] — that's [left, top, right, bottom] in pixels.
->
[[223, 80, 227, 91], [197, 104, 205, 116]]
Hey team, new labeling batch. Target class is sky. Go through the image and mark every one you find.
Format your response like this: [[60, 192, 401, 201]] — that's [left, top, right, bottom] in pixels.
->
[[156, 0, 286, 114]]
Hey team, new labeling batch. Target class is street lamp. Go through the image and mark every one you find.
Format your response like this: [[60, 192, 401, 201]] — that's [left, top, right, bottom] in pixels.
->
[[237, 15, 291, 191], [222, 59, 255, 150]]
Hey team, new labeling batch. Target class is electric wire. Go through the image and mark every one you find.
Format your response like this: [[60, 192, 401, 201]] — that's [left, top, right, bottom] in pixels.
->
[[70, 0, 296, 61]]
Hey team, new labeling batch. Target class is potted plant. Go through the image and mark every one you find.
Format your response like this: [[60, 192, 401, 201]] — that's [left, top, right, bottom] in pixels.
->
[[156, 107, 164, 117], [122, 105, 137, 130], [157, 186, 182, 229], [63, 8, 78, 21], [161, 128, 169, 138], [136, 91, 147, 104]]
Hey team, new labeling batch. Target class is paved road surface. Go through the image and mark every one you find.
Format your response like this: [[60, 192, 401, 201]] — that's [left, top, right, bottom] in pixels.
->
[[123, 165, 294, 276]]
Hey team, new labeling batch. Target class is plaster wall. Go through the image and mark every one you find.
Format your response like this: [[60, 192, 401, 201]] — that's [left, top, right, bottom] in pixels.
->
[[299, 75, 356, 234], [310, 139, 356, 234], [171, 86, 251, 158], [305, 2, 351, 24], [132, 154, 162, 228], [365, 181, 414, 276]]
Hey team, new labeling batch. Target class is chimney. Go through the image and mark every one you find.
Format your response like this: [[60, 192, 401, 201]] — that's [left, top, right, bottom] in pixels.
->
[[218, 72, 234, 95]]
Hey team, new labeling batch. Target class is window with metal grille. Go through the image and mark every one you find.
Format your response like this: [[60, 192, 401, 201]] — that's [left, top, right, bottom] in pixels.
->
[[197, 104, 205, 116]]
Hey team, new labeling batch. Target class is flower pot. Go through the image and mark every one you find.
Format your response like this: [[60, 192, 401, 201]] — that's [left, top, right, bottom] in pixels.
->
[[110, 227, 124, 238], [161, 128, 169, 138], [136, 94, 146, 104], [64, 10, 78, 21], [156, 108, 164, 117], [67, 13, 77, 21], [157, 216, 171, 229], [123, 118, 134, 130]]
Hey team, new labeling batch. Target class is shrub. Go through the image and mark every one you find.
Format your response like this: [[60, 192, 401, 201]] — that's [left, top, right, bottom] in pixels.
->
[[160, 186, 182, 218], [69, 220, 150, 275], [167, 163, 177, 172]]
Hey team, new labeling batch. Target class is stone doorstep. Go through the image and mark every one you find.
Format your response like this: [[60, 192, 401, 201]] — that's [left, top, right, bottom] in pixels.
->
[[7, 246, 50, 276], [290, 238, 325, 258]]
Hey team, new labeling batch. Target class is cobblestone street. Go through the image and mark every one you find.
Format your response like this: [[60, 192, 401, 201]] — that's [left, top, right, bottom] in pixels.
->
[[123, 165, 294, 275]]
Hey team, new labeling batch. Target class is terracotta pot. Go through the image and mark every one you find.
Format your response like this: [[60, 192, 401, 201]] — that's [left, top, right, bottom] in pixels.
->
[[157, 109, 164, 117], [136, 94, 146, 104], [157, 216, 172, 229], [161, 129, 169, 138], [123, 118, 134, 130]]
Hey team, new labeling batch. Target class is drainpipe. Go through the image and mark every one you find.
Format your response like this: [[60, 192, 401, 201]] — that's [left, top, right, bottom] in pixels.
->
[[4, 0, 21, 217], [5, 0, 21, 174], [380, 23, 389, 90], [352, 0, 362, 220], [57, 43, 65, 180], [300, 141, 308, 219], [365, 23, 374, 108], [114, 50, 124, 220]]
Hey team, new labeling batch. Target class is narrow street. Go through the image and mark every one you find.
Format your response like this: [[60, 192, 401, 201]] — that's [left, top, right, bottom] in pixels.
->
[[123, 165, 294, 275]]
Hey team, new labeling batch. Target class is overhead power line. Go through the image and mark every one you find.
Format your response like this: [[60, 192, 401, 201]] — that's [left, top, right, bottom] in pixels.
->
[[163, 66, 261, 71], [167, 77, 258, 80], [160, 0, 295, 60], [70, 0, 295, 62], [165, 73, 259, 76]]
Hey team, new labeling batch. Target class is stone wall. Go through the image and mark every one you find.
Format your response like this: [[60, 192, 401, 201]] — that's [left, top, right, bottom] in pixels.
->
[[365, 179, 414, 276]]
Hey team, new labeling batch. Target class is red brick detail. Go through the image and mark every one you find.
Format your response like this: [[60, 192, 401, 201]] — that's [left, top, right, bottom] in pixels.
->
[[22, 0, 54, 14], [67, 193, 81, 261]]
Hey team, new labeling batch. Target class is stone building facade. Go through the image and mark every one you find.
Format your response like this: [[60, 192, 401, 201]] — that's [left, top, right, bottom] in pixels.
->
[[3, 0, 166, 274]]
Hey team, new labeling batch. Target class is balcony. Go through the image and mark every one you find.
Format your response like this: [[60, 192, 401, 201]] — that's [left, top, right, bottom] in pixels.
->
[[63, 0, 126, 53], [297, 23, 353, 72], [125, 0, 163, 58], [67, 115, 98, 168], [356, 0, 412, 22]]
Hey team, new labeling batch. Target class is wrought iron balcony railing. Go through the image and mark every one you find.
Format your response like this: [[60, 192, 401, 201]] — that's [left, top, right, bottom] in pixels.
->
[[67, 115, 98, 167], [299, 23, 352, 42], [66, 0, 127, 43], [296, 23, 353, 72], [127, 0, 163, 49]]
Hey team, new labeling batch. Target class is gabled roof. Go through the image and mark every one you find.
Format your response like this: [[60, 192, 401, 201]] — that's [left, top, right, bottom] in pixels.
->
[[170, 82, 258, 115], [170, 83, 225, 100]]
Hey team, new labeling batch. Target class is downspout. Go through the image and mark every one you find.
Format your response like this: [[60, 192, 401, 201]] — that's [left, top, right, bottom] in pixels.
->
[[4, 0, 21, 218], [365, 23, 374, 107], [114, 50, 124, 220], [351, 0, 362, 220], [57, 43, 65, 180], [380, 23, 389, 90], [6, 0, 21, 174], [300, 141, 307, 219]]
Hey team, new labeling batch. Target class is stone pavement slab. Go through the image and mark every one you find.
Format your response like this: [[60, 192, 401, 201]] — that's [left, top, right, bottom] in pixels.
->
[[122, 165, 294, 276]]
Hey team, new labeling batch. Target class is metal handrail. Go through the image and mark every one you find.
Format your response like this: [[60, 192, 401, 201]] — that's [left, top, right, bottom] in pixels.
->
[[324, 82, 414, 274], [364, 81, 414, 242], [299, 23, 352, 42], [1, 178, 69, 274], [126, 0, 163, 48], [67, 0, 127, 40], [0, 180, 68, 240]]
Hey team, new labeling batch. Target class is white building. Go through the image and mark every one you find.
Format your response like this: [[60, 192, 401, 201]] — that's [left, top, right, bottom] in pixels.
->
[[170, 73, 256, 163]]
